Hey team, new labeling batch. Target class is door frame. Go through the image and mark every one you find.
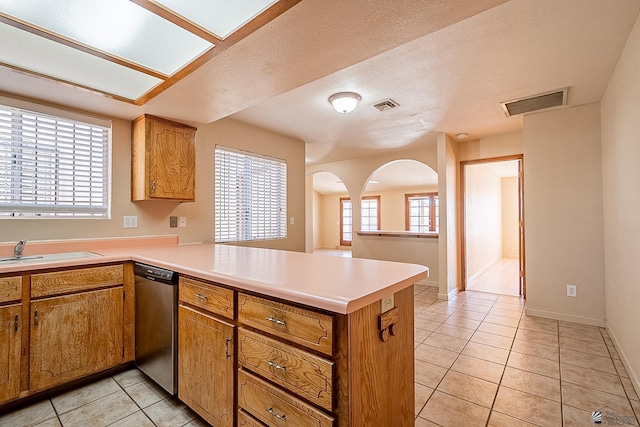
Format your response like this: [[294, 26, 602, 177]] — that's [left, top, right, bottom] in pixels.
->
[[459, 154, 526, 297]]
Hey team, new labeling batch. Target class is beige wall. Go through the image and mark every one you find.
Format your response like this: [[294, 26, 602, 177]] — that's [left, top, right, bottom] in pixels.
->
[[458, 132, 523, 162], [601, 13, 640, 395], [465, 164, 503, 279], [501, 177, 519, 258], [0, 95, 306, 252], [312, 190, 322, 249], [523, 103, 605, 326], [438, 133, 460, 298]]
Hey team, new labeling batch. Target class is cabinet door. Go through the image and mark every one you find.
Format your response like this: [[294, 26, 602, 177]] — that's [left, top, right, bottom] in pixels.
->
[[0, 304, 21, 404], [30, 287, 123, 392], [147, 119, 195, 201], [178, 305, 234, 427]]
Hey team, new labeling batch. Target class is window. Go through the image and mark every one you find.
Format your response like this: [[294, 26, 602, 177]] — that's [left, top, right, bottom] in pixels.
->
[[215, 146, 287, 243], [0, 103, 110, 217], [340, 196, 380, 245], [406, 192, 439, 232]]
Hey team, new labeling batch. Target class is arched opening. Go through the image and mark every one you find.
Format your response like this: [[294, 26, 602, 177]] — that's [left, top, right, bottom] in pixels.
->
[[310, 171, 352, 257]]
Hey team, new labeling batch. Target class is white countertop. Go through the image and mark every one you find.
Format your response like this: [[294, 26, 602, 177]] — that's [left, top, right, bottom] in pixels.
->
[[0, 238, 428, 314]]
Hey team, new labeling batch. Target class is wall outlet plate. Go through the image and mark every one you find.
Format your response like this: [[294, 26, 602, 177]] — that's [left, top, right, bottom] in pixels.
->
[[123, 216, 137, 228], [567, 284, 577, 297], [179, 217, 187, 227], [169, 216, 178, 228], [381, 294, 395, 313]]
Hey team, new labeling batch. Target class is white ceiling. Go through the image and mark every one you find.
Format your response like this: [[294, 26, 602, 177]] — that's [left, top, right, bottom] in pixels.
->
[[1, 0, 638, 167]]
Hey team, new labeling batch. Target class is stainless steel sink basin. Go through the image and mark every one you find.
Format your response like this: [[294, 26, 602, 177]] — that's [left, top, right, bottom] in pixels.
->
[[0, 251, 102, 264]]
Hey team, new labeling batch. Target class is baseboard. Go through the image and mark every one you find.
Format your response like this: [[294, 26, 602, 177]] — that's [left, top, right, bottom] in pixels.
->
[[438, 287, 459, 301], [606, 322, 640, 401], [524, 307, 605, 327]]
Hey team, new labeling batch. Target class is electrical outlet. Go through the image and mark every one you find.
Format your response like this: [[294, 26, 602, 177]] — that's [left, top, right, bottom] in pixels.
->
[[169, 216, 178, 228], [179, 217, 187, 228], [381, 294, 395, 313], [567, 284, 577, 297], [123, 216, 137, 228]]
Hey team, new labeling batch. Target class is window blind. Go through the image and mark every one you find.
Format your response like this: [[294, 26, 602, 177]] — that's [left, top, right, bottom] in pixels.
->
[[0, 104, 110, 217], [215, 146, 287, 243]]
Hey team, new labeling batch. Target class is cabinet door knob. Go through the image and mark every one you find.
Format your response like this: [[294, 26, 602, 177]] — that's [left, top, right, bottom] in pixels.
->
[[34, 310, 38, 327], [265, 316, 286, 326], [267, 407, 286, 421]]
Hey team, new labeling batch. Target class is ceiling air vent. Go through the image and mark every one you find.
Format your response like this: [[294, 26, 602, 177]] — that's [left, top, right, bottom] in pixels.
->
[[372, 98, 400, 112], [501, 87, 569, 117]]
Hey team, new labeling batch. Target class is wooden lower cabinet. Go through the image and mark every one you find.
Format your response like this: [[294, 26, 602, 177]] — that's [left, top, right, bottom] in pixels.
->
[[0, 304, 22, 403], [178, 304, 235, 427], [29, 287, 123, 392]]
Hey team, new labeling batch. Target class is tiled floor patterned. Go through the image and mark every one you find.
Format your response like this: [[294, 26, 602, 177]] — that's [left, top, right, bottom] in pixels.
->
[[0, 285, 638, 426]]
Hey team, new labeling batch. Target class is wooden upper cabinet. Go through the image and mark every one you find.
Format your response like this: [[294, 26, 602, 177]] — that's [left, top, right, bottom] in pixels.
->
[[132, 114, 196, 202]]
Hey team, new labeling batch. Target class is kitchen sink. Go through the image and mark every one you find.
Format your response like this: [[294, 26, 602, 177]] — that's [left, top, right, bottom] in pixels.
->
[[0, 251, 102, 264]]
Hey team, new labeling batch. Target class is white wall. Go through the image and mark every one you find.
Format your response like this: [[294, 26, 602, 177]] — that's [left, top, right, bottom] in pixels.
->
[[523, 103, 605, 326], [601, 13, 640, 397], [502, 177, 519, 258], [465, 164, 503, 280]]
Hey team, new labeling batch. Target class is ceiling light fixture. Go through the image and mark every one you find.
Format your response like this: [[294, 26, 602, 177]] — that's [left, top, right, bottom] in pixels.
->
[[456, 133, 469, 139], [329, 92, 361, 114]]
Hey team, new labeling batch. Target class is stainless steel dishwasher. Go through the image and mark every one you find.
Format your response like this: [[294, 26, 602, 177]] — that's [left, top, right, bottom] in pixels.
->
[[134, 262, 179, 394]]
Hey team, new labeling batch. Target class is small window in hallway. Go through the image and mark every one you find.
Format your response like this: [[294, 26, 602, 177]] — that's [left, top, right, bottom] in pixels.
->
[[340, 196, 380, 245], [405, 192, 439, 232]]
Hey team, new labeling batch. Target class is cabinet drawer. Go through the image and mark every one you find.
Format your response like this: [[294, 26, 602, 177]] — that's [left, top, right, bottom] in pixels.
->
[[0, 276, 22, 303], [179, 277, 234, 319], [238, 370, 334, 427], [238, 328, 333, 411], [31, 265, 123, 298], [238, 293, 333, 356], [238, 409, 267, 427]]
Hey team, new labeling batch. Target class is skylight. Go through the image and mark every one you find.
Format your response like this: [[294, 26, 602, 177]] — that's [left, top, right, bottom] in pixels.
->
[[0, 0, 297, 104]]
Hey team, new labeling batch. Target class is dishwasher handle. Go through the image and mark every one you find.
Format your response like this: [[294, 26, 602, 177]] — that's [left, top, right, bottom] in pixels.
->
[[133, 262, 178, 285]]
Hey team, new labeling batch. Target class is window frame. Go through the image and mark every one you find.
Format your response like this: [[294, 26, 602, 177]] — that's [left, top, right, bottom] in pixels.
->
[[0, 97, 112, 218], [214, 145, 287, 243], [405, 192, 439, 233], [340, 195, 381, 245]]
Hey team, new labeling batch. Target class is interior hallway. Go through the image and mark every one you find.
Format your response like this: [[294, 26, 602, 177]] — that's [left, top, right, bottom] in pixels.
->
[[466, 257, 520, 296]]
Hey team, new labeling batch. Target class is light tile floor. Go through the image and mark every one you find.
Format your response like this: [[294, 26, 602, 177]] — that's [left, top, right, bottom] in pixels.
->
[[413, 285, 640, 427], [466, 257, 520, 296], [1, 285, 638, 426]]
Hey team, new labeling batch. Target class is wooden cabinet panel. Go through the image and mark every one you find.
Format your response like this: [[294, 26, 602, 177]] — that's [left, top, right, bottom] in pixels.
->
[[178, 305, 234, 427], [29, 287, 123, 392], [238, 370, 334, 427], [238, 293, 333, 356], [238, 328, 333, 410], [31, 265, 123, 298], [238, 409, 267, 426], [179, 277, 234, 319], [132, 115, 196, 202], [0, 276, 21, 303], [0, 304, 22, 404]]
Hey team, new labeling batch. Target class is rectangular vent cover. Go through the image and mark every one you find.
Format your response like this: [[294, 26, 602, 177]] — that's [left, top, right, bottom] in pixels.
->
[[501, 87, 568, 117], [372, 98, 400, 112]]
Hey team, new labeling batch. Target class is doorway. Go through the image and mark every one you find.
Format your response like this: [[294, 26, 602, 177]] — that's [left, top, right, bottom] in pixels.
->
[[461, 155, 525, 297]]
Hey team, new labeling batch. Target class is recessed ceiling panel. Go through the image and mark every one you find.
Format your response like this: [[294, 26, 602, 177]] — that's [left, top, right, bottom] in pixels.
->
[[0, 22, 162, 99], [153, 0, 278, 39], [0, 0, 213, 75]]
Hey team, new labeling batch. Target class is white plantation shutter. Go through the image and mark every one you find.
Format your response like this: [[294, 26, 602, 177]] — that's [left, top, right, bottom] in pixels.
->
[[0, 103, 110, 217], [215, 146, 287, 243]]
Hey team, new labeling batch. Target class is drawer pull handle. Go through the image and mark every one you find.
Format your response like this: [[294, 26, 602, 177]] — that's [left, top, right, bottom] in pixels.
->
[[14, 315, 18, 333], [266, 360, 286, 371], [34, 310, 38, 327], [267, 407, 286, 421], [266, 317, 286, 326], [195, 293, 208, 301]]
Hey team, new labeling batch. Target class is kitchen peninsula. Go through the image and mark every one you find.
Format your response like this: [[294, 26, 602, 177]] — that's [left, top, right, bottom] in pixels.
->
[[0, 237, 427, 426]]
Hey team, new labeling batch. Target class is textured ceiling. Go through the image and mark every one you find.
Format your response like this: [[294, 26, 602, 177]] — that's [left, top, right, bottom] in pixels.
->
[[0, 0, 638, 167]]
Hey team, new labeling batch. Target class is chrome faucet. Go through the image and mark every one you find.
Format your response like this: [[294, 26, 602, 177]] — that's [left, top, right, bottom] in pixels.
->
[[14, 240, 26, 259]]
